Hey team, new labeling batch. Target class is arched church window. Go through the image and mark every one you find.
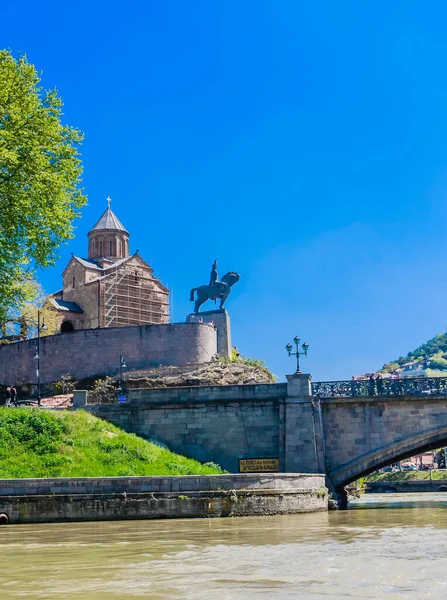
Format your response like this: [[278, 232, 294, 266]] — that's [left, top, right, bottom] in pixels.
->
[[72, 276, 75, 289], [110, 240, 113, 256], [99, 241, 103, 256]]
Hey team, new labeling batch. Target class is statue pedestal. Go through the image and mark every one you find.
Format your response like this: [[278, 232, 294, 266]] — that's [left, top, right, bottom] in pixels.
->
[[186, 309, 232, 359]]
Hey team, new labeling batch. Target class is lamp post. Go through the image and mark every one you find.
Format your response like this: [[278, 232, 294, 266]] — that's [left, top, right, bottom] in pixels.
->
[[286, 336, 309, 374], [32, 310, 47, 406], [118, 355, 127, 392]]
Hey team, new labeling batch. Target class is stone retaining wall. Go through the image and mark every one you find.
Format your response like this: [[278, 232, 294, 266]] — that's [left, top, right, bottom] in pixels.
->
[[0, 474, 327, 524], [85, 384, 287, 472]]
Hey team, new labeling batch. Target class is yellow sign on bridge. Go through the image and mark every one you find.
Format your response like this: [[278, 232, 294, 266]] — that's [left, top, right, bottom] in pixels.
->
[[238, 458, 280, 473]]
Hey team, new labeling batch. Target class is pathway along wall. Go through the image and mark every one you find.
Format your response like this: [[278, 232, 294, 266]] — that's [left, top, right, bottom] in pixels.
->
[[0, 474, 327, 524], [0, 323, 217, 386]]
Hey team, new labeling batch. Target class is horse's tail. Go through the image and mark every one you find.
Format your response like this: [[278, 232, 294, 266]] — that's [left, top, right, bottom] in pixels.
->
[[189, 287, 198, 302]]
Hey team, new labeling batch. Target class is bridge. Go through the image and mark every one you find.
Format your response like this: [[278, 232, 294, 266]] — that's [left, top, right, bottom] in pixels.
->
[[81, 374, 447, 507], [311, 377, 447, 490], [312, 376, 447, 399]]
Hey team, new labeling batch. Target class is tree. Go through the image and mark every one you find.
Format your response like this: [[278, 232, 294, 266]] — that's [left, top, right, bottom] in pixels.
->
[[388, 333, 447, 371], [0, 50, 87, 324], [426, 351, 447, 371], [0, 281, 59, 342], [381, 361, 400, 374]]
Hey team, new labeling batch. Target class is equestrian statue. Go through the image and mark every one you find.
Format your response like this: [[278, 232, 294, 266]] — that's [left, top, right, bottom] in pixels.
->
[[190, 259, 240, 313]]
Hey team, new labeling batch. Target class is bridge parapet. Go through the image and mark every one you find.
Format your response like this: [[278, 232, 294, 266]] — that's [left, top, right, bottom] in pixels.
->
[[312, 376, 447, 398]]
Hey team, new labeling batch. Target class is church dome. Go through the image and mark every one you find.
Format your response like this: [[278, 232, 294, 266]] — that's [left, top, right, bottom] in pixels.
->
[[88, 199, 130, 261], [89, 206, 129, 234]]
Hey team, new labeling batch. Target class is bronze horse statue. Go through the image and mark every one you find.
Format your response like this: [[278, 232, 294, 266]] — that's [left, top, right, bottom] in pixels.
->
[[190, 271, 240, 313]]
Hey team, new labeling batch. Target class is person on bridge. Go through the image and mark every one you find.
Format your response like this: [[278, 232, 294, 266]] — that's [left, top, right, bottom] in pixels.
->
[[375, 373, 383, 395], [368, 373, 376, 396]]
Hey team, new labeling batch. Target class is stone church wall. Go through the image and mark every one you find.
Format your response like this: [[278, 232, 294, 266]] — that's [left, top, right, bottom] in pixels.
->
[[0, 323, 217, 386], [62, 277, 102, 330]]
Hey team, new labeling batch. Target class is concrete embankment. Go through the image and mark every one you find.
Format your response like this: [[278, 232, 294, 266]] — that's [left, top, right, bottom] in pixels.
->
[[366, 480, 447, 493], [0, 473, 327, 524]]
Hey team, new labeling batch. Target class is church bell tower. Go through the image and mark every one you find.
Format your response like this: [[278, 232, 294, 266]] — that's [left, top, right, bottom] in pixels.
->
[[88, 197, 130, 262]]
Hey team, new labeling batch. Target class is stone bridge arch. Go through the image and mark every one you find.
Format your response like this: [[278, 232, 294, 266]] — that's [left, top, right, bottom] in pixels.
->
[[328, 425, 447, 488], [77, 373, 447, 504], [306, 390, 447, 495]]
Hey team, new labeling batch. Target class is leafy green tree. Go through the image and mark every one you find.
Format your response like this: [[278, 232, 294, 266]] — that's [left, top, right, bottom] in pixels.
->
[[426, 351, 447, 370], [384, 332, 447, 372], [0, 281, 59, 341], [0, 50, 87, 323], [381, 361, 400, 373]]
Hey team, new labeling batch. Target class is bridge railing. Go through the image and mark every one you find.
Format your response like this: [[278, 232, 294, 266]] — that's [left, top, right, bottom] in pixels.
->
[[311, 376, 447, 398]]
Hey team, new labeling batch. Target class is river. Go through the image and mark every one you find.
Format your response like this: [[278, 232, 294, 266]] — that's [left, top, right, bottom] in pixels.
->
[[0, 493, 446, 599]]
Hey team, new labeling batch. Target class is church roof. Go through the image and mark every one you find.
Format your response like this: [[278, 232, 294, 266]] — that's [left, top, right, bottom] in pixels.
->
[[69, 254, 150, 275], [50, 299, 84, 313], [89, 206, 129, 234], [102, 256, 135, 270], [73, 257, 102, 270]]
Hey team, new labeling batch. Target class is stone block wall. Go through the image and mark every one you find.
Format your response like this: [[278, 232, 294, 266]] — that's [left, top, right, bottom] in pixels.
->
[[72, 374, 447, 489], [0, 323, 217, 386], [0, 473, 320, 496], [322, 395, 447, 486], [85, 383, 287, 472], [0, 474, 327, 523], [60, 261, 102, 329], [273, 374, 324, 474], [186, 309, 231, 358]]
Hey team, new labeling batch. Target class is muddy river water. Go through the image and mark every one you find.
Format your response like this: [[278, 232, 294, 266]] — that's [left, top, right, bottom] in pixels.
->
[[0, 493, 446, 599]]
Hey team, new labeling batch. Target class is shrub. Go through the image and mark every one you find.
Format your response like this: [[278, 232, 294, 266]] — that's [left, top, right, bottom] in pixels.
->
[[53, 374, 76, 395], [89, 376, 117, 404], [217, 349, 276, 381]]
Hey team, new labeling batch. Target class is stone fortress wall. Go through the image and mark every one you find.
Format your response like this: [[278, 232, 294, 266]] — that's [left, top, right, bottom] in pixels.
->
[[0, 322, 218, 386]]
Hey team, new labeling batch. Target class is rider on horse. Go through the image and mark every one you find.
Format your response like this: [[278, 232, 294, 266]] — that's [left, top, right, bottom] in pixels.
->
[[190, 261, 240, 313], [209, 259, 218, 287], [209, 259, 227, 301]]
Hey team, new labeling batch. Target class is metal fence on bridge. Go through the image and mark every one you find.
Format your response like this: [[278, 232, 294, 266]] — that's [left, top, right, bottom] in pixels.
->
[[311, 376, 447, 398]]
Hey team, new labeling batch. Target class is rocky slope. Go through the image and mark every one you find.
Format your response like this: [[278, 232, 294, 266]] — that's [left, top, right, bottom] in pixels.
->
[[125, 360, 276, 388]]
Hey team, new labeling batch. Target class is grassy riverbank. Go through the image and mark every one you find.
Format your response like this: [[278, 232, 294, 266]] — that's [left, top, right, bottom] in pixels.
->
[[0, 408, 225, 478], [366, 471, 447, 482]]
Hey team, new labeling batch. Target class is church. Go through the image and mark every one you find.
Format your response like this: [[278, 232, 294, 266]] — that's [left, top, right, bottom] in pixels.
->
[[50, 200, 170, 332]]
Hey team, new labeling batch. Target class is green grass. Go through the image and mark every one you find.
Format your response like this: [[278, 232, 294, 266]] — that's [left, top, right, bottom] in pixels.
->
[[0, 408, 226, 478], [367, 470, 447, 482]]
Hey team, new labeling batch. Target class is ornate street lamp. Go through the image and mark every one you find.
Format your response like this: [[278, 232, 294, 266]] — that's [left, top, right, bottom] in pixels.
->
[[118, 355, 127, 392], [32, 310, 47, 406], [286, 336, 309, 374]]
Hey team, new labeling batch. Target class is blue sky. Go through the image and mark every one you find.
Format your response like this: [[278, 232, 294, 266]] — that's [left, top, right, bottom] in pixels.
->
[[4, 1, 447, 380]]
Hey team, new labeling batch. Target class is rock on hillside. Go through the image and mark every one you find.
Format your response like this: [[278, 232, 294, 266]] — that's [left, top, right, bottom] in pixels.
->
[[125, 360, 276, 389], [34, 358, 276, 404]]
